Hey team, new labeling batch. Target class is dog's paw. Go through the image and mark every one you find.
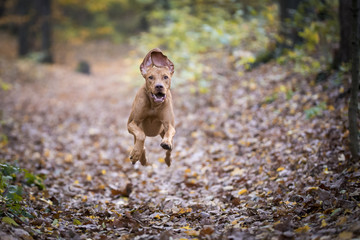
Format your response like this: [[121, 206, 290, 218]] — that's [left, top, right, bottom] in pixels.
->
[[130, 148, 143, 164], [160, 141, 172, 150]]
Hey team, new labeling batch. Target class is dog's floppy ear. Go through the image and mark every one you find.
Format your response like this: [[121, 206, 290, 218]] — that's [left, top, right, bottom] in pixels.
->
[[140, 48, 175, 76]]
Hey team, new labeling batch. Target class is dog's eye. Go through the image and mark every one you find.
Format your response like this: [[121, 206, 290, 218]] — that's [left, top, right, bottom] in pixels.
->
[[148, 76, 154, 80], [163, 75, 168, 80]]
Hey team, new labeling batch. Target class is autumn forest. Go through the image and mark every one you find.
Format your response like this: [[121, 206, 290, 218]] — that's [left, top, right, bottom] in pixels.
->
[[0, 0, 359, 239]]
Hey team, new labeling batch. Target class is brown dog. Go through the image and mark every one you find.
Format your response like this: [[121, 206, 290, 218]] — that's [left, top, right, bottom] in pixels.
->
[[127, 48, 176, 166]]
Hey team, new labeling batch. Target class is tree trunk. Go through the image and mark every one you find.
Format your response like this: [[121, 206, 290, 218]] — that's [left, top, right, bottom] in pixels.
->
[[349, 0, 359, 161], [40, 0, 53, 63], [337, 0, 352, 66], [0, 0, 6, 18], [17, 0, 32, 56], [333, 0, 360, 68]]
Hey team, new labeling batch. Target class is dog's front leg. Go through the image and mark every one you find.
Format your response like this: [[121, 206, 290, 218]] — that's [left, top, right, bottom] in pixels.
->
[[128, 120, 146, 164], [160, 122, 176, 150], [160, 122, 175, 167]]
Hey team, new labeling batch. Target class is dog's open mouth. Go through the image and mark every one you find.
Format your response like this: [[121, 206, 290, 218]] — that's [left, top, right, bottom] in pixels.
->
[[151, 92, 166, 103]]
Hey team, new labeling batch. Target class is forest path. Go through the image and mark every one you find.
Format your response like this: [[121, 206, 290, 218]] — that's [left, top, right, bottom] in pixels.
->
[[0, 39, 359, 239]]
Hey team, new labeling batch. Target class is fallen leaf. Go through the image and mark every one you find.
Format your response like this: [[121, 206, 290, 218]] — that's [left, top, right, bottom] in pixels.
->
[[338, 231, 353, 240], [73, 219, 81, 225], [64, 153, 73, 163], [321, 219, 327, 227], [294, 225, 310, 233], [231, 167, 245, 176], [185, 230, 199, 236], [200, 226, 214, 235], [2, 217, 18, 226], [181, 225, 192, 230], [276, 167, 285, 172], [238, 189, 248, 195], [86, 174, 92, 181], [336, 216, 347, 226]]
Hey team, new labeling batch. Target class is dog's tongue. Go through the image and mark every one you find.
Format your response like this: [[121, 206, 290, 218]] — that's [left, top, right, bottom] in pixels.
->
[[153, 93, 165, 103]]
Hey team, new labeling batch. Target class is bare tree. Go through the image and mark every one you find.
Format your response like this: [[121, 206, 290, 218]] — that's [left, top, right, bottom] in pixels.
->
[[16, 0, 53, 62], [349, 0, 359, 161]]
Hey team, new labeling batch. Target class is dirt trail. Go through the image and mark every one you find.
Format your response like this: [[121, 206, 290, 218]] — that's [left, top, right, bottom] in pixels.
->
[[0, 41, 214, 239], [0, 39, 359, 239]]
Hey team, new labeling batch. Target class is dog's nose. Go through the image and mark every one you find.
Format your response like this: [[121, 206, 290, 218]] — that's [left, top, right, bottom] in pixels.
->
[[155, 84, 164, 89]]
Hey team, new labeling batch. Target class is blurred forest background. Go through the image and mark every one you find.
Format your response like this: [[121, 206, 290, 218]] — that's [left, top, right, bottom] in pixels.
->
[[0, 0, 342, 74], [0, 0, 360, 239]]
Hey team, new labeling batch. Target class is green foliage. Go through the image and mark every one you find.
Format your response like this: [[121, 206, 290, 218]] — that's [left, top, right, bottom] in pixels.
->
[[0, 163, 45, 225], [23, 170, 45, 190], [133, 3, 277, 91], [305, 102, 326, 119], [2, 216, 19, 226], [54, 0, 160, 42], [264, 93, 278, 104], [278, 0, 339, 76], [0, 78, 12, 91]]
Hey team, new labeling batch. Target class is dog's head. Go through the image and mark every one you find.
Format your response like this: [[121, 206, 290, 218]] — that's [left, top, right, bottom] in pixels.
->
[[140, 48, 174, 103]]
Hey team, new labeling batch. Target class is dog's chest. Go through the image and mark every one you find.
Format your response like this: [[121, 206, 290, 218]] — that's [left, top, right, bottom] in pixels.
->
[[142, 116, 163, 137]]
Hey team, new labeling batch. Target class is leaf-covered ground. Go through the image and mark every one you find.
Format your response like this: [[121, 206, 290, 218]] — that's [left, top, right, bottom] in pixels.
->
[[0, 36, 360, 239]]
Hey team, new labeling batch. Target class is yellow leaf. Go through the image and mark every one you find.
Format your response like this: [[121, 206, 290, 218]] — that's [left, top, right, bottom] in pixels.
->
[[30, 194, 36, 201], [328, 105, 335, 111], [185, 168, 191, 174], [178, 208, 186, 214], [276, 167, 285, 172], [231, 220, 238, 225], [279, 85, 287, 92], [40, 198, 53, 206], [73, 219, 81, 225], [74, 180, 79, 185], [238, 189, 248, 195], [86, 174, 92, 181], [158, 158, 165, 163], [294, 225, 310, 233], [101, 169, 106, 175], [181, 225, 192, 230], [338, 231, 353, 240], [154, 214, 161, 219], [64, 153, 73, 163], [306, 186, 318, 191], [321, 219, 327, 227]]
